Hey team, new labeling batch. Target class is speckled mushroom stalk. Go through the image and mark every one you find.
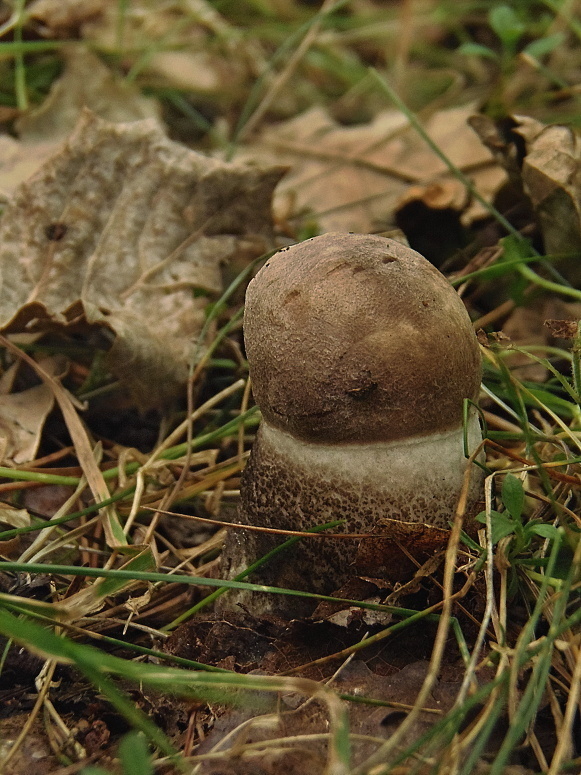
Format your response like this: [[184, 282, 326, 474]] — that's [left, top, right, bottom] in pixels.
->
[[220, 233, 483, 617]]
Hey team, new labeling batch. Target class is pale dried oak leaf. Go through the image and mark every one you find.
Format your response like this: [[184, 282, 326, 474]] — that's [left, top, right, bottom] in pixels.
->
[[239, 104, 504, 233], [0, 110, 283, 407]]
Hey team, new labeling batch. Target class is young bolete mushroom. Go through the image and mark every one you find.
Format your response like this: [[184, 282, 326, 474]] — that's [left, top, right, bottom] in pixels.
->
[[220, 232, 483, 616]]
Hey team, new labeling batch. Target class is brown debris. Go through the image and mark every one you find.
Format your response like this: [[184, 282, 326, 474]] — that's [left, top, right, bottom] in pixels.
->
[[544, 318, 579, 338], [0, 110, 283, 407]]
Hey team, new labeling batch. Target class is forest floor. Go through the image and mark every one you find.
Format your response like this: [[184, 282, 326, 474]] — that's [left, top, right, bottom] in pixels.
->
[[0, 2, 580, 774]]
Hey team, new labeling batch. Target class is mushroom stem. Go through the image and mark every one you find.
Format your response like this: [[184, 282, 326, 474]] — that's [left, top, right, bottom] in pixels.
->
[[221, 411, 482, 616]]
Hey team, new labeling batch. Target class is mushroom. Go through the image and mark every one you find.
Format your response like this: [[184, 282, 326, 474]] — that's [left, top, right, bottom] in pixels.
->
[[220, 233, 483, 617]]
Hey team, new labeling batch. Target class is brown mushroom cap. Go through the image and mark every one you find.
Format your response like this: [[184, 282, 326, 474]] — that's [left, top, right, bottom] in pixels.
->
[[245, 232, 481, 444]]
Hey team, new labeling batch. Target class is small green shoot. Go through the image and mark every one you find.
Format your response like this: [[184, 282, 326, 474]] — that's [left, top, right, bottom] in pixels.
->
[[458, 3, 561, 68], [477, 472, 559, 549]]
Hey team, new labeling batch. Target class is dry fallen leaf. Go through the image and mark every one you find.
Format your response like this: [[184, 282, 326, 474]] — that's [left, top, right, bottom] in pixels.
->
[[0, 135, 59, 201], [82, 0, 235, 50], [79, 0, 260, 99], [0, 110, 283, 407], [478, 297, 581, 382], [0, 46, 160, 198], [515, 119, 581, 258], [28, 0, 106, 37], [0, 357, 59, 464], [195, 660, 464, 774], [501, 306, 549, 382], [0, 382, 55, 465], [470, 114, 581, 260], [239, 104, 504, 233], [0, 504, 30, 529], [16, 46, 160, 142], [148, 50, 237, 94], [0, 504, 29, 556]]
